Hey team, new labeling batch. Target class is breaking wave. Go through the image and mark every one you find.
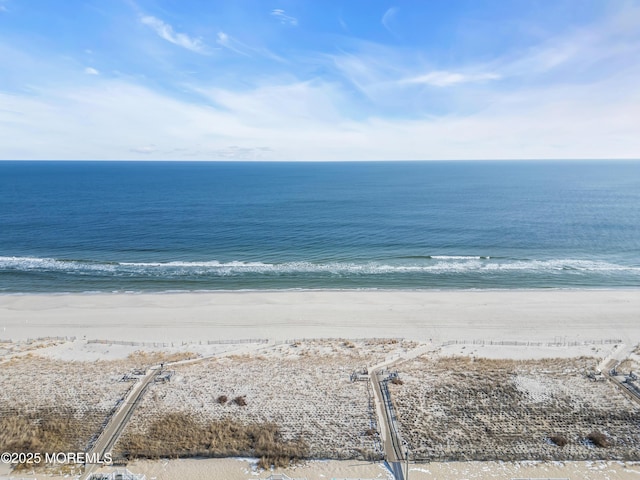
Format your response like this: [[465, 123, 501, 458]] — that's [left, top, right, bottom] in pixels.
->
[[1, 256, 638, 277]]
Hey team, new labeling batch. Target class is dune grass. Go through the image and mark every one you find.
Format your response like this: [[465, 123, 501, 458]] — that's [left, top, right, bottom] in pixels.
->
[[119, 412, 308, 468], [0, 409, 92, 453]]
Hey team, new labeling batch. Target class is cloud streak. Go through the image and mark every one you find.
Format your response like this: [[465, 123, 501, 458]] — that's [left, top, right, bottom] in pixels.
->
[[216, 31, 285, 61], [271, 9, 298, 26], [216, 31, 251, 56], [381, 7, 398, 34], [141, 15, 206, 53], [401, 71, 501, 87]]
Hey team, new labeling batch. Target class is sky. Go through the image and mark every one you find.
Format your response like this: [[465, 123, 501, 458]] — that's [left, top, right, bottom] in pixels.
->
[[0, 0, 639, 161]]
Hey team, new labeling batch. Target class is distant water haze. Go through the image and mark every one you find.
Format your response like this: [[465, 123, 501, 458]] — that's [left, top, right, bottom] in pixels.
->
[[1, 160, 639, 292]]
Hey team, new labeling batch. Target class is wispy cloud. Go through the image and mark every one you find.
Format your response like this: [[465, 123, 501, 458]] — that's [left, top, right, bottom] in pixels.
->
[[381, 7, 398, 34], [208, 145, 273, 159], [215, 31, 284, 62], [141, 15, 206, 54], [216, 31, 250, 56], [193, 80, 346, 128], [271, 9, 298, 27], [401, 71, 500, 87], [2, 2, 640, 161], [2, 68, 640, 161], [338, 15, 349, 32], [130, 145, 156, 154], [131, 145, 272, 159], [328, 44, 400, 99], [465, 5, 640, 86], [330, 2, 640, 111]]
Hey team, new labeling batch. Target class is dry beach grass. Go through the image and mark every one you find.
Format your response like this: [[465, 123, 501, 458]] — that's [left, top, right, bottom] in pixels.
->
[[0, 348, 194, 460], [390, 354, 640, 462], [115, 339, 413, 464]]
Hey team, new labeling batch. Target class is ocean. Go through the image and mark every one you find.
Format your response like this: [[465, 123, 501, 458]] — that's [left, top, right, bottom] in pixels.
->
[[0, 160, 639, 293]]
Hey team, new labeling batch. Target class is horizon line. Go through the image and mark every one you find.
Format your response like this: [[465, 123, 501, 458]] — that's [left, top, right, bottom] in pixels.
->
[[1, 158, 639, 163]]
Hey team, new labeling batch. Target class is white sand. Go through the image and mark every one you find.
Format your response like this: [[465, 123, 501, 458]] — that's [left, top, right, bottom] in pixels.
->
[[1, 289, 639, 343], [4, 458, 640, 480], [4, 456, 640, 480], [94, 457, 640, 480]]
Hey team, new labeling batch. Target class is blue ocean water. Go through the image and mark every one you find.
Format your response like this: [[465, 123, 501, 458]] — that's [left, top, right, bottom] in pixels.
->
[[0, 160, 639, 293]]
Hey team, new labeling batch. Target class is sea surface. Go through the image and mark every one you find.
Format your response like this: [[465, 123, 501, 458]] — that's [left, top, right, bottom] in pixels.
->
[[0, 160, 639, 293]]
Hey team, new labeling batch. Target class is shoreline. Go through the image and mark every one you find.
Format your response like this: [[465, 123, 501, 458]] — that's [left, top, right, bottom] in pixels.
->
[[2, 285, 640, 295], [2, 289, 639, 343]]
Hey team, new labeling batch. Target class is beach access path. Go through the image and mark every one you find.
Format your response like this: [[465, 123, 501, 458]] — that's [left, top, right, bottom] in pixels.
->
[[81, 365, 160, 480], [368, 343, 436, 480], [80, 340, 273, 480]]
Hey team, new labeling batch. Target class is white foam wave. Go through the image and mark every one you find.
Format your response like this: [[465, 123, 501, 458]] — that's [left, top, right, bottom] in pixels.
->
[[1, 256, 639, 276], [0, 256, 118, 273], [120, 260, 271, 268], [430, 255, 488, 260]]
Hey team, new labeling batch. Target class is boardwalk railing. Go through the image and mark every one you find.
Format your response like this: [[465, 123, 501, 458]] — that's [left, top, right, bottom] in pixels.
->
[[0, 336, 76, 343], [86, 338, 268, 347], [276, 337, 404, 345], [442, 339, 622, 347], [511, 478, 569, 480]]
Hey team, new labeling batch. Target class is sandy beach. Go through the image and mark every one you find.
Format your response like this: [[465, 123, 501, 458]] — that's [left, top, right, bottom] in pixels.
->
[[4, 457, 640, 480], [1, 289, 640, 343], [105, 457, 640, 480], [2, 289, 640, 480]]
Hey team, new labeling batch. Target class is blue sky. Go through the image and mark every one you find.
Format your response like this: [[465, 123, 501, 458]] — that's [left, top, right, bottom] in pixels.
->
[[1, 0, 639, 160]]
